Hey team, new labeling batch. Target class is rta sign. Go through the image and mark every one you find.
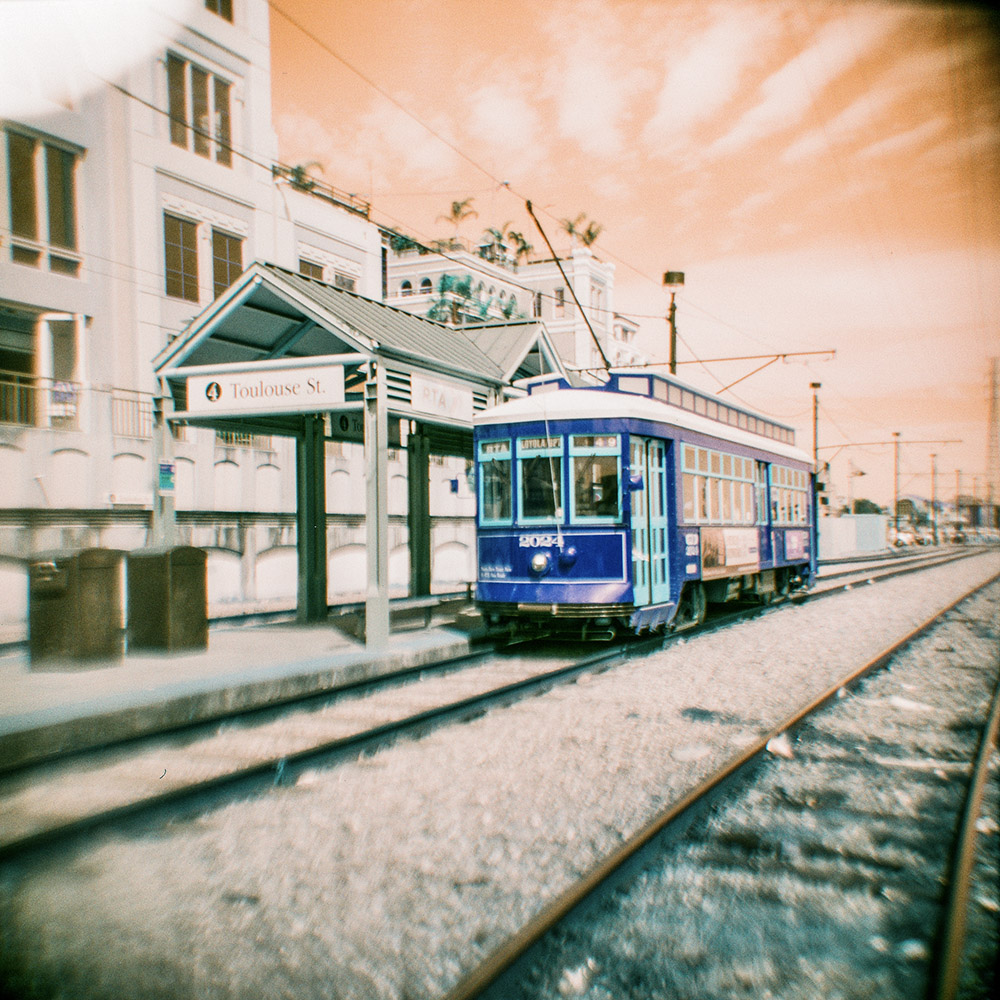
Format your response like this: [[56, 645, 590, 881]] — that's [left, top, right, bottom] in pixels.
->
[[205, 382, 222, 402]]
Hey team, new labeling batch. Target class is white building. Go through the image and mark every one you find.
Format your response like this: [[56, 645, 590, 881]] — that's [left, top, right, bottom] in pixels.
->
[[0, 0, 481, 628]]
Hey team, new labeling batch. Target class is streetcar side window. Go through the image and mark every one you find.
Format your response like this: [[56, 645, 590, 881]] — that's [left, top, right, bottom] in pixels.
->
[[569, 434, 621, 523], [771, 465, 809, 525], [517, 435, 563, 523], [478, 439, 511, 525], [682, 444, 757, 525]]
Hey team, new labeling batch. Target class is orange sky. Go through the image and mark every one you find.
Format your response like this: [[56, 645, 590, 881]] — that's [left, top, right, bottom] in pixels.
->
[[270, 0, 1000, 509]]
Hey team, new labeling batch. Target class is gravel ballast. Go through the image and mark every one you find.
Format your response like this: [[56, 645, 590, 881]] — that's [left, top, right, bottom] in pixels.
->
[[1, 551, 998, 999]]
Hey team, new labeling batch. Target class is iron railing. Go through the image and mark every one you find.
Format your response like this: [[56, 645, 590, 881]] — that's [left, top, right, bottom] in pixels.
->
[[0, 372, 80, 430]]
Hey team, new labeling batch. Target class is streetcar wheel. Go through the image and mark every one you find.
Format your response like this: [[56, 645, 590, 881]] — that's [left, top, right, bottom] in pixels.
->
[[677, 582, 707, 629]]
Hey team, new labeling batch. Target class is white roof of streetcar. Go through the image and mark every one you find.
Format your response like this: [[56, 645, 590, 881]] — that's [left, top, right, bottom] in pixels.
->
[[474, 386, 814, 468]]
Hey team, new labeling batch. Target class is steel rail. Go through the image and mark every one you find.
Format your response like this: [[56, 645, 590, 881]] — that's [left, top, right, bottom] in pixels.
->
[[441, 570, 1000, 1000], [929, 643, 1000, 1000], [0, 553, 988, 863], [0, 642, 653, 862]]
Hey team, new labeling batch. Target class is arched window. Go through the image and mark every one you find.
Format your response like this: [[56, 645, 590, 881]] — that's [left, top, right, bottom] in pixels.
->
[[400, 280, 413, 297], [420, 277, 432, 293]]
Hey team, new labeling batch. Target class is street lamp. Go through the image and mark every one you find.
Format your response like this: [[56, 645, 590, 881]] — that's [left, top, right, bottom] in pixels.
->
[[663, 271, 684, 374], [810, 382, 821, 469]]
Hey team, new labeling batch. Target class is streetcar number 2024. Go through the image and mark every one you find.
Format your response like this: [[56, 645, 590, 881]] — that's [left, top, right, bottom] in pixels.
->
[[519, 534, 560, 549]]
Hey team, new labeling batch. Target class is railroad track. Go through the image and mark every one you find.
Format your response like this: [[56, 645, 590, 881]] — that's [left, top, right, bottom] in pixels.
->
[[444, 575, 1000, 1000], [816, 546, 979, 586], [0, 548, 987, 863]]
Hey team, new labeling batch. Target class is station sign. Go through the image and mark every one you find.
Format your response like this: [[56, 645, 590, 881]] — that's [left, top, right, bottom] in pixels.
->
[[328, 410, 401, 447], [186, 364, 344, 415], [410, 373, 473, 423]]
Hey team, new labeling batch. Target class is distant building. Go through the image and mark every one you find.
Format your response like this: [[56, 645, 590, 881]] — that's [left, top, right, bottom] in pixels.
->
[[387, 240, 645, 373]]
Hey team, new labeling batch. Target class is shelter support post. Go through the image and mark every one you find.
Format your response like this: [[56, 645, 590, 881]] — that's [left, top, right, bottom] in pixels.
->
[[407, 422, 432, 597], [151, 391, 177, 547], [365, 364, 390, 647], [296, 413, 327, 622]]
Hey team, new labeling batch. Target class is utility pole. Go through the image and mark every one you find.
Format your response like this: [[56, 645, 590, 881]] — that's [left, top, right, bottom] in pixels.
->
[[931, 453, 938, 544], [663, 271, 684, 374], [810, 382, 821, 469], [893, 431, 901, 533], [956, 469, 961, 530]]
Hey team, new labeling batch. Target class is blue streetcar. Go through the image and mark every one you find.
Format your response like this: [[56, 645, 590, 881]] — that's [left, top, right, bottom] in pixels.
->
[[473, 372, 817, 637]]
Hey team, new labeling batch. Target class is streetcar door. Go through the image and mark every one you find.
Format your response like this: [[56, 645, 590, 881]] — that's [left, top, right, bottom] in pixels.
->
[[630, 437, 671, 606], [648, 439, 671, 603], [630, 437, 651, 605]]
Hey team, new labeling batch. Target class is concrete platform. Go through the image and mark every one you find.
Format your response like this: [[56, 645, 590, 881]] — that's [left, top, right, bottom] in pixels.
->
[[0, 619, 473, 773]]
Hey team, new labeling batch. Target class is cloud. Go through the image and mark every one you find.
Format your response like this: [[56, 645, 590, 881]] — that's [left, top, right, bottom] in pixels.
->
[[275, 100, 463, 196], [642, 7, 784, 150], [780, 87, 899, 163], [357, 101, 464, 182], [540, 1, 649, 157], [705, 8, 903, 159], [856, 117, 949, 161], [467, 84, 541, 149]]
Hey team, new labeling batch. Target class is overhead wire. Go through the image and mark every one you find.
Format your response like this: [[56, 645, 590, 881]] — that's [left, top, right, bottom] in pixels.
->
[[22, 0, 961, 455]]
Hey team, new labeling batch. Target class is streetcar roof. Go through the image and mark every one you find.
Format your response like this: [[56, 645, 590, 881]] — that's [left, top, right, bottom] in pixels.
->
[[474, 387, 814, 467]]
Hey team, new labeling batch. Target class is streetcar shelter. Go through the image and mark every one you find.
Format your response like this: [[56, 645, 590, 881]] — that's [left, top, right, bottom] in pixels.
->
[[151, 262, 565, 646]]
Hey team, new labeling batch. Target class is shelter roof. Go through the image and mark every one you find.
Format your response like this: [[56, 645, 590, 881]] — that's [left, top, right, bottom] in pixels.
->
[[462, 320, 565, 385], [153, 262, 514, 384]]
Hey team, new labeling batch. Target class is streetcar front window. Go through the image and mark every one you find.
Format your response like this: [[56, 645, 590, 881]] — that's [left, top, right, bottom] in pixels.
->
[[517, 436, 563, 522], [478, 439, 511, 524], [570, 434, 620, 522]]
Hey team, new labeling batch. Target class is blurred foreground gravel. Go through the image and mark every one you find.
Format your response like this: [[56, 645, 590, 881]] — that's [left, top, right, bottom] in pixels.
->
[[1, 551, 998, 1000]]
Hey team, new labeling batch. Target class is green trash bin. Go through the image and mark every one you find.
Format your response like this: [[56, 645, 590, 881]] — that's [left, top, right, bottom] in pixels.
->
[[28, 548, 125, 665], [127, 546, 208, 652]]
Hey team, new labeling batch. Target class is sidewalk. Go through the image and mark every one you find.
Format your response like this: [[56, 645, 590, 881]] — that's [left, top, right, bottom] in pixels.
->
[[0, 619, 472, 772]]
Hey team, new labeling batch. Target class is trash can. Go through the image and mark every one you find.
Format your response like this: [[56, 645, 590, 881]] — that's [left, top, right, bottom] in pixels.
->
[[127, 546, 208, 652], [28, 548, 125, 665]]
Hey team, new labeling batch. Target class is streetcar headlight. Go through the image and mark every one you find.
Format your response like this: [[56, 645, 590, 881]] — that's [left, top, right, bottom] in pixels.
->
[[530, 552, 551, 575]]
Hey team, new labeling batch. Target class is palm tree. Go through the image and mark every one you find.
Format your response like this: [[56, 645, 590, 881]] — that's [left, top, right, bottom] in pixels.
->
[[560, 212, 602, 248], [437, 198, 478, 237], [560, 212, 586, 243], [480, 221, 514, 263], [287, 161, 323, 192], [506, 230, 533, 263], [581, 220, 603, 247]]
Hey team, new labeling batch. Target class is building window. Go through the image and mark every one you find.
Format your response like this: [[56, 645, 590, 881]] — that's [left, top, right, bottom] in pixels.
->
[[204, 0, 232, 21], [299, 258, 323, 280], [0, 309, 84, 429], [419, 277, 432, 294], [400, 280, 413, 297], [6, 129, 81, 275], [334, 272, 356, 292], [164, 213, 199, 301], [212, 229, 243, 296], [167, 53, 232, 166], [554, 287, 566, 317], [533, 292, 542, 318]]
